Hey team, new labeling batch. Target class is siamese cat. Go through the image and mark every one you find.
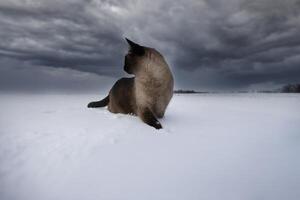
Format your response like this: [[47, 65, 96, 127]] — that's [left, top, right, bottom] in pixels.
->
[[87, 38, 174, 129]]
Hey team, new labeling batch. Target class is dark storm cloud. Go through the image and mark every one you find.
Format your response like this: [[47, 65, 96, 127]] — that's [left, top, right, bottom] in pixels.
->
[[0, 0, 300, 91], [0, 0, 126, 77]]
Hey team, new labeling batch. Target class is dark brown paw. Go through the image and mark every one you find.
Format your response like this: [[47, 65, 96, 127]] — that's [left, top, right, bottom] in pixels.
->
[[153, 121, 163, 129]]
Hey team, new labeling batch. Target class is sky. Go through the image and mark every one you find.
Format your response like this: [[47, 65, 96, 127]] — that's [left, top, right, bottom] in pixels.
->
[[0, 0, 300, 92]]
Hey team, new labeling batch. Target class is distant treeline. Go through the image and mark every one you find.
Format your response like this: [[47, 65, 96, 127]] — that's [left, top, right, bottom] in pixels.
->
[[281, 83, 300, 93], [174, 89, 208, 94], [174, 83, 300, 94]]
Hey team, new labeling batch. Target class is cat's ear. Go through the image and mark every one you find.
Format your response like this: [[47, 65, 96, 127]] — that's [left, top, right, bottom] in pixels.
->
[[125, 38, 145, 56]]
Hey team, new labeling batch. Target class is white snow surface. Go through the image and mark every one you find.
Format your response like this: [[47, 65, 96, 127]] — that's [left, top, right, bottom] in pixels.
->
[[0, 93, 300, 200]]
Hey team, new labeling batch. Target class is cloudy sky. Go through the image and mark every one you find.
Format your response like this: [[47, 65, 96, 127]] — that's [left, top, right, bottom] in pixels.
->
[[1, 0, 300, 92]]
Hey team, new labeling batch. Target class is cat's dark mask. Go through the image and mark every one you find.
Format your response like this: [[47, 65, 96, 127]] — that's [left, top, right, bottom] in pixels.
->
[[125, 38, 145, 56]]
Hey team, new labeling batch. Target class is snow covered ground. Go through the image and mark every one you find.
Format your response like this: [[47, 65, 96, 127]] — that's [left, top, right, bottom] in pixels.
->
[[0, 93, 299, 200]]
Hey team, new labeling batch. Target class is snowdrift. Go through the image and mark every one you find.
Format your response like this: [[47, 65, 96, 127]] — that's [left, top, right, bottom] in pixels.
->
[[0, 93, 299, 200]]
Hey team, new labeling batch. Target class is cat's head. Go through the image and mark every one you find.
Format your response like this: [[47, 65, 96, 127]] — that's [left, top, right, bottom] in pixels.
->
[[124, 38, 170, 78], [124, 38, 146, 75]]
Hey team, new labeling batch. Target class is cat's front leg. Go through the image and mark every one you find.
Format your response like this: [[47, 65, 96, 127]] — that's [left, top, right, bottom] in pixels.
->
[[138, 107, 162, 129]]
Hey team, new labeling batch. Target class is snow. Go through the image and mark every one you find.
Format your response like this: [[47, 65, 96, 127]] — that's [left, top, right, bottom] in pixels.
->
[[0, 93, 300, 200]]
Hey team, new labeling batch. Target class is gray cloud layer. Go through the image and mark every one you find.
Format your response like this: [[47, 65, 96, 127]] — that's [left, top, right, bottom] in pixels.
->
[[1, 0, 300, 91]]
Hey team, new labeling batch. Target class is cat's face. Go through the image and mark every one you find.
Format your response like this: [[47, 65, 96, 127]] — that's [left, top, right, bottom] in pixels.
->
[[124, 38, 146, 75]]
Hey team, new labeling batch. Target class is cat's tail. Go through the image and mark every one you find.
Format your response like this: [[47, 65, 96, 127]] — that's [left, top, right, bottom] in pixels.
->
[[87, 95, 109, 108]]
